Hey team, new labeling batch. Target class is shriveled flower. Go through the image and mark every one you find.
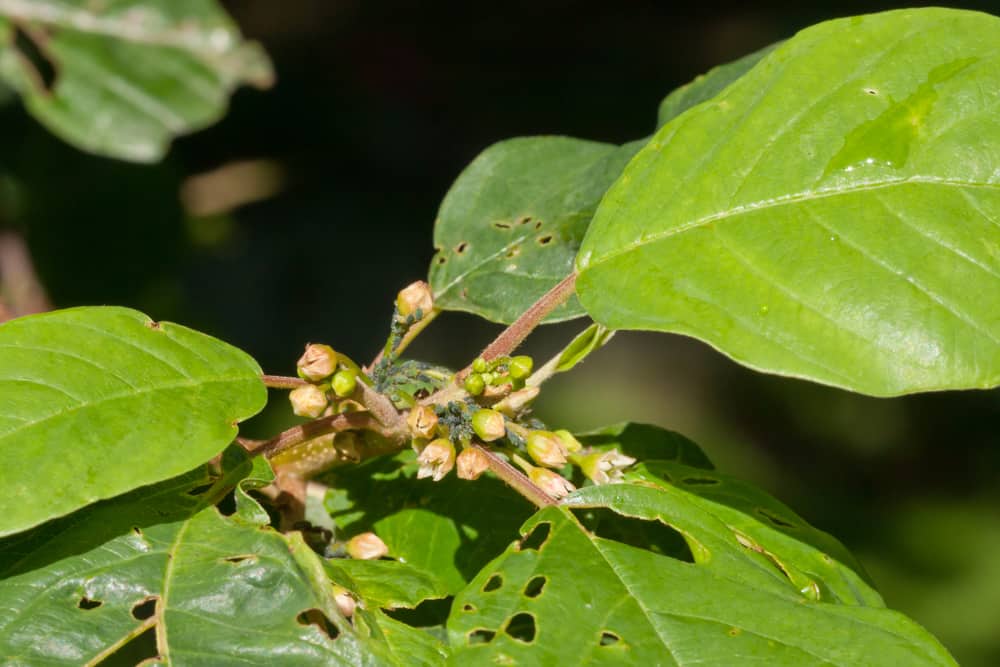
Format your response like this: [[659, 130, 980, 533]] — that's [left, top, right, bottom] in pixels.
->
[[289, 383, 328, 418], [396, 280, 434, 318], [417, 438, 456, 481], [407, 405, 439, 439], [456, 447, 490, 480], [347, 532, 389, 560], [526, 430, 568, 468], [297, 343, 338, 381], [529, 467, 576, 499], [575, 449, 636, 485]]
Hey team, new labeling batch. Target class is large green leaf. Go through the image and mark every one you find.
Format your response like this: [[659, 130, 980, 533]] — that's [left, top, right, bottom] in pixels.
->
[[576, 8, 1000, 396], [447, 483, 955, 665], [0, 306, 266, 536], [0, 460, 395, 665], [428, 137, 641, 324], [0, 0, 272, 162]]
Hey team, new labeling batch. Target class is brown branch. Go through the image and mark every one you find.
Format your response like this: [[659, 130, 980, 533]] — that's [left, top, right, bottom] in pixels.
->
[[262, 374, 308, 389], [356, 381, 404, 429], [240, 412, 394, 459], [0, 230, 50, 321], [474, 444, 556, 508]]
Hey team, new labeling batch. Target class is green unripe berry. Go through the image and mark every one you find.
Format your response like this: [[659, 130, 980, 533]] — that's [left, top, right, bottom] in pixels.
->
[[471, 409, 506, 442], [332, 369, 358, 398], [464, 373, 486, 396], [472, 357, 488, 373], [508, 355, 533, 380], [479, 372, 495, 385]]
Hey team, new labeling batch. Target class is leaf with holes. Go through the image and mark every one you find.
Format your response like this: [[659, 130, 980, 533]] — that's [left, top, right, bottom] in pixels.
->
[[321, 450, 534, 594], [0, 458, 407, 665], [0, 306, 266, 537], [428, 136, 642, 324], [577, 8, 1000, 396], [657, 41, 781, 129], [448, 483, 955, 665], [0, 0, 273, 162]]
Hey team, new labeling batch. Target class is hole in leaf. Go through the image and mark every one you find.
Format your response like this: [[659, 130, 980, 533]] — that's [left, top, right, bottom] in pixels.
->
[[78, 597, 102, 610], [216, 492, 237, 517], [504, 612, 536, 643], [756, 508, 795, 528], [385, 597, 453, 628], [505, 246, 521, 258], [571, 508, 694, 562], [534, 220, 543, 229], [461, 288, 468, 300], [436, 256, 447, 265], [99, 625, 158, 665], [493, 221, 511, 230], [12, 26, 56, 92], [864, 87, 879, 95], [537, 235, 553, 246], [518, 216, 532, 225], [467, 629, 496, 645], [728, 627, 742, 637], [131, 597, 157, 621], [523, 576, 546, 598], [682, 477, 719, 486], [600, 631, 621, 646], [455, 241, 468, 254], [519, 522, 551, 551], [186, 482, 214, 496], [296, 608, 340, 641], [222, 555, 257, 565], [483, 574, 503, 592], [462, 603, 475, 612], [131, 527, 143, 537]]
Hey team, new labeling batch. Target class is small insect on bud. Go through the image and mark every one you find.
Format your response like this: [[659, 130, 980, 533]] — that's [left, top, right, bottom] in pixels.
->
[[407, 405, 439, 439], [494, 386, 540, 417], [554, 429, 583, 454], [396, 280, 434, 318], [456, 447, 491, 480], [417, 438, 456, 481], [347, 532, 389, 560], [472, 357, 488, 373], [289, 383, 328, 418], [471, 409, 506, 442], [464, 373, 486, 396], [508, 355, 534, 380], [575, 449, 637, 485], [526, 430, 568, 468], [331, 369, 358, 398], [529, 468, 576, 499], [297, 343, 338, 382], [333, 585, 356, 618]]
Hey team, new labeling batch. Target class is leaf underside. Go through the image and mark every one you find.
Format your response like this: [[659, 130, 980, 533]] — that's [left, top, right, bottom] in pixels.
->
[[0, 306, 266, 536], [577, 8, 1000, 396]]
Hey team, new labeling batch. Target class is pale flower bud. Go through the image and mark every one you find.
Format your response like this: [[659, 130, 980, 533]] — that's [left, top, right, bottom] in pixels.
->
[[456, 447, 490, 480], [526, 430, 568, 468], [347, 532, 389, 560], [333, 585, 356, 618], [575, 449, 637, 484], [289, 383, 328, 418], [297, 343, 338, 381], [529, 468, 576, 499], [471, 409, 506, 442], [417, 438, 456, 481], [396, 280, 434, 318], [407, 405, 439, 439]]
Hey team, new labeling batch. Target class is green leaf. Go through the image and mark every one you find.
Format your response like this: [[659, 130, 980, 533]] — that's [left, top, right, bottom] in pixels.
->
[[657, 41, 781, 129], [0, 466, 395, 665], [0, 306, 266, 536], [0, 0, 273, 162], [324, 559, 451, 611], [448, 484, 955, 665], [577, 8, 1000, 396], [575, 421, 714, 470], [322, 451, 534, 594], [429, 136, 641, 324]]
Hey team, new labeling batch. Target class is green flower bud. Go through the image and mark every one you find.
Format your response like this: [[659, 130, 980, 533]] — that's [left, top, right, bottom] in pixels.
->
[[526, 430, 568, 468], [472, 357, 488, 373], [289, 383, 328, 418], [528, 467, 576, 499], [471, 409, 506, 442], [407, 405, 439, 439], [574, 449, 636, 484], [297, 343, 338, 382], [479, 371, 494, 385], [396, 280, 434, 318], [331, 369, 358, 398], [347, 532, 389, 560], [508, 355, 533, 380], [456, 447, 491, 480], [554, 429, 583, 453], [417, 438, 456, 481], [464, 373, 486, 396]]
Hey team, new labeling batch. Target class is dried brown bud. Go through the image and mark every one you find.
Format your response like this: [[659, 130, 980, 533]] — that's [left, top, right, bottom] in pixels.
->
[[333, 586, 356, 618], [416, 438, 456, 481], [297, 343, 338, 381], [456, 447, 491, 480], [289, 383, 328, 418], [529, 468, 576, 499], [347, 532, 389, 560], [396, 280, 434, 318], [407, 405, 439, 439]]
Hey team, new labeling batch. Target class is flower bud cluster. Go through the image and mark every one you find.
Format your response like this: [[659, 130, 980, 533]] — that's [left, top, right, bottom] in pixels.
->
[[464, 355, 534, 399], [288, 343, 368, 418]]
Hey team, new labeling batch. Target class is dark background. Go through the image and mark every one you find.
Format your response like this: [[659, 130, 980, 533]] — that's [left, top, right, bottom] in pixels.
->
[[2, 1, 998, 663]]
